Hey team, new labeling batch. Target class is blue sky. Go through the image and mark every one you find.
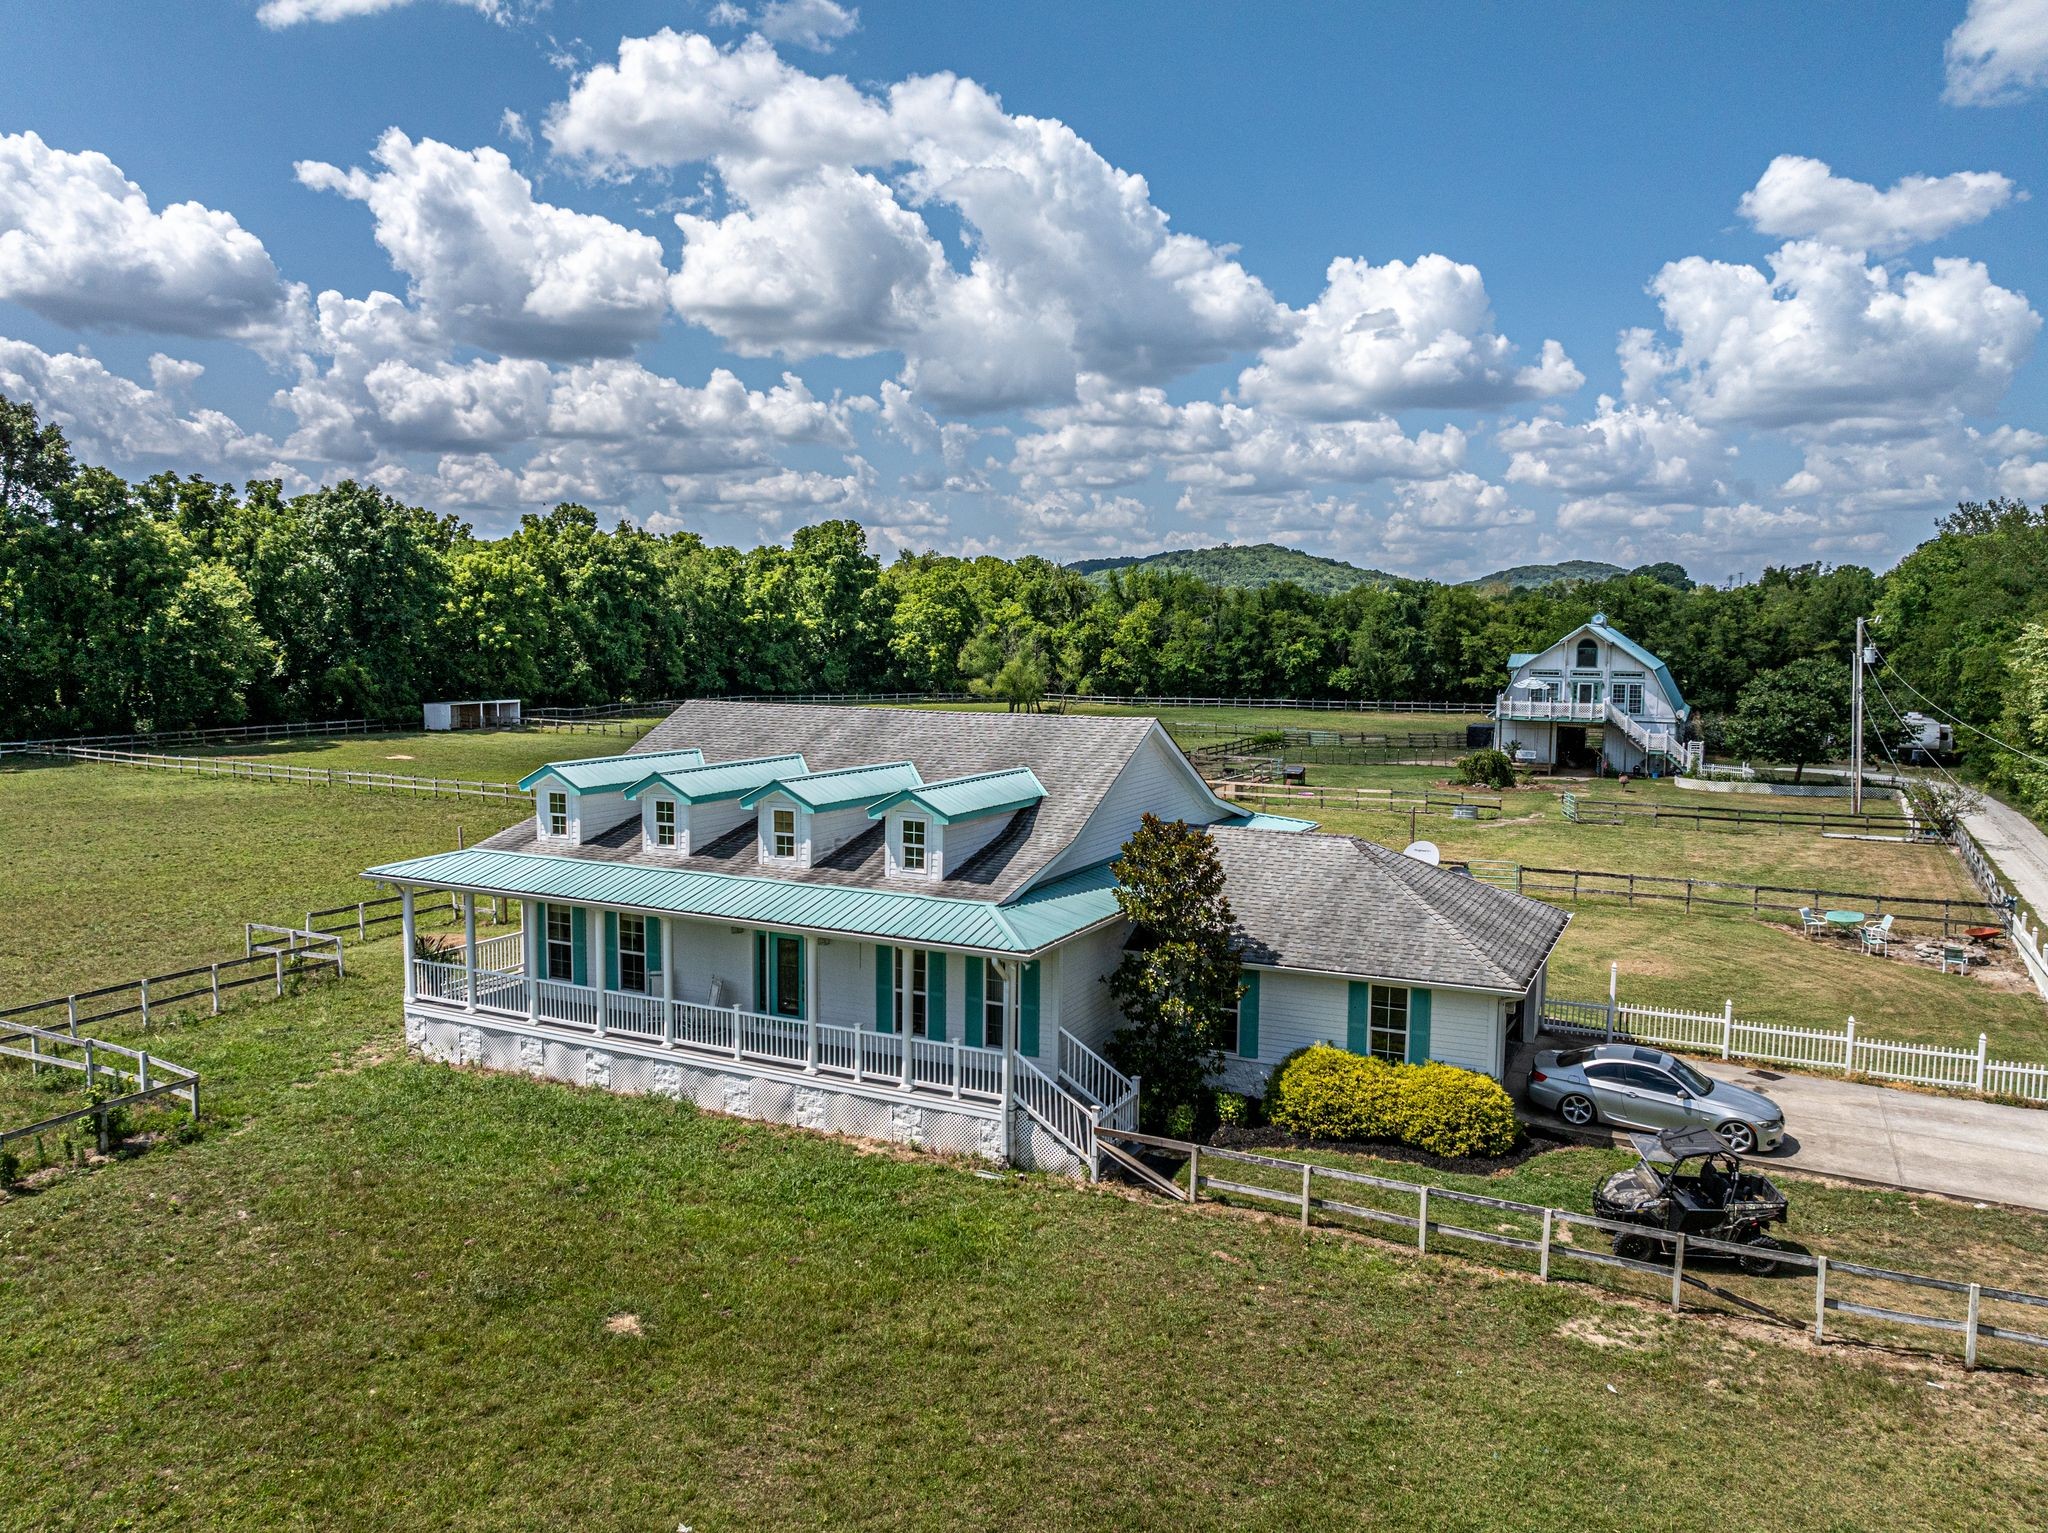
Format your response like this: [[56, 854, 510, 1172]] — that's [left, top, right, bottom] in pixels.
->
[[2, 0, 2045, 580]]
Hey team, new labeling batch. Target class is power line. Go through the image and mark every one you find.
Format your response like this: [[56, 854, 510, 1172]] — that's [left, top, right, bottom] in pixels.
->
[[1865, 664, 1968, 797], [1870, 646, 2048, 775]]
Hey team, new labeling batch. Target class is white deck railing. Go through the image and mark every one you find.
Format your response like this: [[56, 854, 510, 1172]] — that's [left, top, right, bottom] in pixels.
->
[[1014, 1052, 1098, 1174], [410, 959, 1008, 1104], [475, 930, 524, 973]]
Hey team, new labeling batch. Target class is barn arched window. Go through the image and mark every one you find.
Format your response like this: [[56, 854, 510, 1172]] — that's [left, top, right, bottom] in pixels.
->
[[1575, 638, 1598, 668]]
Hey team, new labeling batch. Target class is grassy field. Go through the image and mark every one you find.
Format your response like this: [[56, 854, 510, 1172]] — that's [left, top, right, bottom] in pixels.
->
[[899, 699, 1488, 737], [6, 944, 2048, 1531], [0, 759, 529, 1000], [197, 724, 643, 784]]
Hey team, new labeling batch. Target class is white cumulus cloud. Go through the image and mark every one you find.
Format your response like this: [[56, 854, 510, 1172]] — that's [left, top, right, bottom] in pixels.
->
[[1737, 154, 2019, 255], [755, 0, 860, 51], [1944, 0, 2048, 105], [0, 132, 301, 351], [257, 0, 512, 27], [296, 130, 671, 361], [1238, 254, 1581, 417]]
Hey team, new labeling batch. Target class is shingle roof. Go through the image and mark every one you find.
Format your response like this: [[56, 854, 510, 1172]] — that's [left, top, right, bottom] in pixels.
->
[[520, 747, 704, 793], [361, 846, 1121, 955], [1210, 827, 1569, 994], [739, 760, 923, 812], [477, 701, 1168, 903], [623, 753, 808, 804], [866, 767, 1047, 824]]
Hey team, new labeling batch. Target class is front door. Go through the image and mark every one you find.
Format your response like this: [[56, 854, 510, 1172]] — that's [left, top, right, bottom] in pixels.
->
[[1573, 679, 1601, 707]]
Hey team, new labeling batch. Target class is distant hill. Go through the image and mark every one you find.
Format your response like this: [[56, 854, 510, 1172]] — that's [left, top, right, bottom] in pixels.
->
[[1066, 543, 1396, 594], [1463, 560, 1692, 592]]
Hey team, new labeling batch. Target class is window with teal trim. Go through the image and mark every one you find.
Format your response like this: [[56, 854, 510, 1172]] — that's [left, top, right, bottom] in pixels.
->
[[544, 905, 573, 981], [894, 947, 929, 1037]]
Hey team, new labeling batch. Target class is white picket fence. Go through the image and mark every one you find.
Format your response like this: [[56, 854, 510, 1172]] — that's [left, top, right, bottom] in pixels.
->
[[1542, 991, 2048, 1104]]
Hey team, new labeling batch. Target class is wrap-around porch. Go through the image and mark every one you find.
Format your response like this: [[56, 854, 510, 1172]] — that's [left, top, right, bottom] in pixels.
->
[[398, 889, 1135, 1168]]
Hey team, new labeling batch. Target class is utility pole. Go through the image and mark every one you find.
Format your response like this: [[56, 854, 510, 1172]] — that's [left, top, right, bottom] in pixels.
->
[[1850, 616, 1865, 815]]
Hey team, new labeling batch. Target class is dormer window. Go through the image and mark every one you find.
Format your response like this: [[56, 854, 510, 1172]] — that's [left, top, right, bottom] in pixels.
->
[[546, 790, 568, 838], [771, 807, 797, 860], [1575, 638, 1598, 669], [653, 798, 676, 847], [900, 817, 927, 872]]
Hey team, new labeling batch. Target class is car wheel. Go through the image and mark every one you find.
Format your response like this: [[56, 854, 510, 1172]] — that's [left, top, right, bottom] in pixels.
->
[[1557, 1093, 1596, 1128], [1714, 1120, 1758, 1154]]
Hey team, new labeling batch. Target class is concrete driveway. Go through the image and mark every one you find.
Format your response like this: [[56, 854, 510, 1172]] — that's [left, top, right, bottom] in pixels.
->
[[1513, 1035, 2048, 1212]]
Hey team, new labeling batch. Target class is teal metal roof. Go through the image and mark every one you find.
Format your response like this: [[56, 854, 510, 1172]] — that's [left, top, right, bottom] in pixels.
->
[[1506, 651, 1538, 670], [866, 767, 1046, 824], [1588, 615, 1689, 718], [520, 748, 704, 794], [623, 752, 808, 804], [1220, 811, 1320, 832], [361, 846, 1121, 954], [738, 761, 922, 812]]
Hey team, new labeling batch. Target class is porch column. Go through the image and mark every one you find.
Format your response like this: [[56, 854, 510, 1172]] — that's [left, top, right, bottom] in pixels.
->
[[401, 889, 416, 1000], [805, 935, 819, 1073], [463, 892, 478, 1010], [663, 917, 678, 1004]]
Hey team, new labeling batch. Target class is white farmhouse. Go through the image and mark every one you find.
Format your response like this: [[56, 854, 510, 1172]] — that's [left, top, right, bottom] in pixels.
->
[[1494, 614, 1699, 775], [367, 701, 1569, 1178]]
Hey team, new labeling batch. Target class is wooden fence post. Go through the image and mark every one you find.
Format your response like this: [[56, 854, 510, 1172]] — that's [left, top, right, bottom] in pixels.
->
[[1301, 1162, 1313, 1232], [1670, 1232, 1686, 1311], [1539, 1207, 1552, 1281], [1965, 1283, 1982, 1370], [211, 964, 221, 1015], [139, 976, 151, 1031], [83, 1039, 97, 1088], [1813, 1254, 1828, 1342], [274, 950, 285, 997], [1188, 1143, 1201, 1202], [1416, 1184, 1429, 1251]]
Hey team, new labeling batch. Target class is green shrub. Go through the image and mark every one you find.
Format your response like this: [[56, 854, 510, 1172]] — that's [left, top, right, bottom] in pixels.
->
[[0, 1145, 19, 1187], [1455, 748, 1517, 790], [1164, 1101, 1199, 1140], [1213, 1090, 1253, 1128], [1265, 1044, 1519, 1158]]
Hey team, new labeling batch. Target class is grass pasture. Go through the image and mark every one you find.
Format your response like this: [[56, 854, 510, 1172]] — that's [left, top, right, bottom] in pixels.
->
[[193, 724, 624, 784], [6, 945, 2048, 1531]]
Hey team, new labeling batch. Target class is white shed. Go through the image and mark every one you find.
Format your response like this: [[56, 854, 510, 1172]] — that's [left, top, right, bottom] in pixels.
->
[[423, 698, 522, 731]]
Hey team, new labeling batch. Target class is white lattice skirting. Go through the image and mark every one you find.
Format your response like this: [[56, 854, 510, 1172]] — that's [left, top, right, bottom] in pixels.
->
[[406, 1009, 1073, 1169]]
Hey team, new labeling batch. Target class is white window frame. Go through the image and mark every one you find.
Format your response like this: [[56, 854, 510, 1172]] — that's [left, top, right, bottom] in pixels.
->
[[618, 913, 647, 994], [900, 816, 927, 873], [1368, 984, 1408, 1065], [545, 789, 569, 839], [771, 807, 797, 860], [984, 963, 1010, 1050], [544, 905, 574, 981], [894, 947, 929, 1038], [653, 797, 677, 847]]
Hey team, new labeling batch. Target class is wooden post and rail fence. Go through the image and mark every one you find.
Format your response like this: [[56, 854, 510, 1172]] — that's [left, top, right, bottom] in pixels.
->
[[0, 1023, 201, 1154], [1095, 1126, 2048, 1373], [48, 745, 526, 801]]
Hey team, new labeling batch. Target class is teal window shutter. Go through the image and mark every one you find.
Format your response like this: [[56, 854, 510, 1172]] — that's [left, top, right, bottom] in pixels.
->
[[753, 932, 767, 1012], [791, 935, 806, 1020], [928, 952, 948, 1042], [875, 944, 895, 1031], [1346, 981, 1369, 1054], [1407, 988, 1433, 1064], [964, 957, 985, 1047], [1239, 970, 1261, 1059], [604, 911, 619, 991], [571, 908, 588, 987], [1019, 961, 1041, 1057], [525, 900, 541, 976], [647, 916, 663, 982]]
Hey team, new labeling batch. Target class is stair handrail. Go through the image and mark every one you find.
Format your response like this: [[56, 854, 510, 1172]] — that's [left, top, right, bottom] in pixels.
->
[[1013, 1052, 1098, 1176]]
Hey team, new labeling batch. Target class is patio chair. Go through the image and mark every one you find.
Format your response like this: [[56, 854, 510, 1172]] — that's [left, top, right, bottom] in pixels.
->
[[1940, 941, 1969, 975], [1799, 907, 1826, 940], [1861, 914, 1894, 956]]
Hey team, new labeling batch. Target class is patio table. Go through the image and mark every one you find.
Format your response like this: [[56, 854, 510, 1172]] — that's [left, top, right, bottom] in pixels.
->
[[1823, 909, 1866, 933]]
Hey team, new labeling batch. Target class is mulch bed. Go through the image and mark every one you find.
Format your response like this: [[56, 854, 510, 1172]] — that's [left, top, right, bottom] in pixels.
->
[[1205, 1121, 1581, 1177]]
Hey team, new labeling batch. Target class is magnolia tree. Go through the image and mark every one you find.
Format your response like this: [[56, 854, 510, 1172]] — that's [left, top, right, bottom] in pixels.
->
[[1723, 658, 1848, 783], [1103, 814, 1247, 1130]]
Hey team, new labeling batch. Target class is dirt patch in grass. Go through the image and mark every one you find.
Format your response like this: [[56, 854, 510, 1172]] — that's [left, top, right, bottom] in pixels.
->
[[1556, 1313, 1672, 1351]]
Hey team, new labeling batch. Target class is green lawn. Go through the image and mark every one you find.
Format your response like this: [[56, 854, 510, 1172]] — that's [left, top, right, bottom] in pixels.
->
[[6, 944, 2047, 1531], [894, 699, 1487, 737], [196, 725, 645, 784], [0, 759, 528, 1001]]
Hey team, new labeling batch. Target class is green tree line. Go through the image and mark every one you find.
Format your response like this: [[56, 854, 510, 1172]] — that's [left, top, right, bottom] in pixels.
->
[[6, 393, 2028, 753]]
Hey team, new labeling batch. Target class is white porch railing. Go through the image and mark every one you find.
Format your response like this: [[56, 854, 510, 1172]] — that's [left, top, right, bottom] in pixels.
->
[[1058, 1027, 1139, 1131], [409, 959, 1008, 1105], [1496, 694, 1605, 722], [475, 929, 524, 973]]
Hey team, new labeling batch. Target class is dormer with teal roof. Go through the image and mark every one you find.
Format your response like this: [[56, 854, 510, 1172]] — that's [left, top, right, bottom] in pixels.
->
[[866, 768, 1047, 880], [739, 761, 924, 869], [622, 752, 809, 855], [519, 747, 706, 845]]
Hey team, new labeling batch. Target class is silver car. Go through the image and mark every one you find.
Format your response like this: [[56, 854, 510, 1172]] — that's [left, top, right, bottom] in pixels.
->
[[1527, 1044, 1786, 1154]]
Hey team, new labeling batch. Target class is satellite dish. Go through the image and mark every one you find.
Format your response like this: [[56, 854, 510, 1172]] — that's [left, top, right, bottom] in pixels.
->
[[1402, 840, 1441, 865]]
